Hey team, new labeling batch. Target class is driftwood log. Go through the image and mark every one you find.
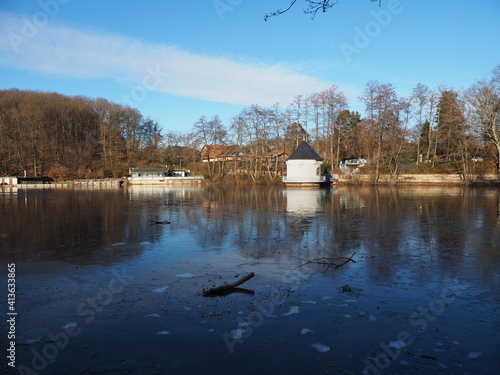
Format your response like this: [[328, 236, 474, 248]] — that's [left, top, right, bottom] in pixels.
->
[[201, 272, 255, 296]]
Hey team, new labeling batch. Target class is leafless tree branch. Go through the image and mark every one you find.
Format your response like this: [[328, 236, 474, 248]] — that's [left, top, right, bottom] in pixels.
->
[[264, 0, 298, 21], [265, 0, 382, 21]]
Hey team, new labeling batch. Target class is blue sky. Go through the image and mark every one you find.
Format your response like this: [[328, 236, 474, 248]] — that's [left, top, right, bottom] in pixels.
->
[[1, 0, 499, 134]]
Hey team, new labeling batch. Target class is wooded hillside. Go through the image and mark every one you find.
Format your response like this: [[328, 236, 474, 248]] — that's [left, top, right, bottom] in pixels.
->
[[1, 65, 499, 181], [0, 89, 164, 179]]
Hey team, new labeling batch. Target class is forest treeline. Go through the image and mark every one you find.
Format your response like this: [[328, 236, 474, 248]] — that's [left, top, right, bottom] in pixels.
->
[[0, 89, 163, 179], [0, 64, 499, 180]]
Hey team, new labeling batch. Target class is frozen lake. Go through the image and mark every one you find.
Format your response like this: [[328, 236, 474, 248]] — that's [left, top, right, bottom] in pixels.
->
[[1, 185, 499, 374]]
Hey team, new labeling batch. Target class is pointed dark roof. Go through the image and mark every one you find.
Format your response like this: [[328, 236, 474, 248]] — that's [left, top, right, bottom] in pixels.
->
[[287, 141, 323, 161]]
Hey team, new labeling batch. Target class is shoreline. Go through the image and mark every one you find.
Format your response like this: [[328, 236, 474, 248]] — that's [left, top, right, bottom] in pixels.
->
[[2, 173, 500, 188], [338, 173, 500, 186]]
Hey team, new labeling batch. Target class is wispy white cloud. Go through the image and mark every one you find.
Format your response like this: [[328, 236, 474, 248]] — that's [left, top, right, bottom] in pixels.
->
[[0, 11, 330, 106]]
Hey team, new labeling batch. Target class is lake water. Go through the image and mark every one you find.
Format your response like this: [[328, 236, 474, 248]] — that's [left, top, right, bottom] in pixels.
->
[[1, 185, 499, 374]]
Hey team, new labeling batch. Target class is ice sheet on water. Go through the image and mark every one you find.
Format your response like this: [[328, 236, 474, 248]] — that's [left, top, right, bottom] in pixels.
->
[[467, 352, 482, 359], [61, 322, 77, 329], [344, 314, 351, 318], [311, 343, 330, 353], [112, 242, 126, 246], [282, 306, 300, 316], [301, 300, 317, 304], [156, 331, 170, 335], [389, 340, 407, 349], [369, 315, 377, 321], [145, 314, 160, 318], [176, 273, 194, 278], [238, 322, 251, 327], [231, 328, 247, 339], [301, 328, 314, 335], [139, 241, 151, 245], [152, 286, 169, 293]]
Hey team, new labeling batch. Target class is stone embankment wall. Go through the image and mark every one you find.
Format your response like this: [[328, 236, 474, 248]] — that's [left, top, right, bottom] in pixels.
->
[[338, 174, 500, 185]]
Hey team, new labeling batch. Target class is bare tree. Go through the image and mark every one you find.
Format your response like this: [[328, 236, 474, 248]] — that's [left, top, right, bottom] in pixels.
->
[[412, 83, 429, 164], [289, 95, 309, 138], [465, 64, 500, 171], [193, 115, 228, 178], [268, 103, 288, 178], [230, 105, 288, 180], [360, 81, 402, 181], [321, 86, 348, 167], [308, 92, 322, 143]]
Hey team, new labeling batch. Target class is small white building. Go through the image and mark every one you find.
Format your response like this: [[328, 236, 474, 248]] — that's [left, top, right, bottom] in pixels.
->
[[127, 167, 203, 185], [0, 177, 18, 185], [283, 141, 331, 186]]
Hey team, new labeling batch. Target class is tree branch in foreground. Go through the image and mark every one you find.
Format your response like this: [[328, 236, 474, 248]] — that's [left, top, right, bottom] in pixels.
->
[[265, 0, 298, 21], [265, 0, 381, 21]]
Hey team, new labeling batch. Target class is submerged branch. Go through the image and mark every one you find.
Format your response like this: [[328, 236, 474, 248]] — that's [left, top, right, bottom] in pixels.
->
[[294, 252, 356, 273], [148, 219, 171, 225]]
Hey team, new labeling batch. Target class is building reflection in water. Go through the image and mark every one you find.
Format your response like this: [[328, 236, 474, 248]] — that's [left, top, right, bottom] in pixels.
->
[[1, 185, 498, 294]]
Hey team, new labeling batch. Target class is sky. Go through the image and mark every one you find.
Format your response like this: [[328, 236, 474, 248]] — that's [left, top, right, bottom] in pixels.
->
[[1, 0, 499, 135]]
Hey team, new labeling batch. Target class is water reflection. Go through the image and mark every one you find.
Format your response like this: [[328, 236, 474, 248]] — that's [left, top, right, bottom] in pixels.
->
[[3, 185, 499, 375], [284, 188, 325, 213], [1, 186, 499, 291]]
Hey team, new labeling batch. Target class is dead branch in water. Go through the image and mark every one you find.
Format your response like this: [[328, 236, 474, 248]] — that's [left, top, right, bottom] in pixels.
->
[[201, 272, 255, 297], [148, 219, 171, 225], [294, 252, 356, 273]]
